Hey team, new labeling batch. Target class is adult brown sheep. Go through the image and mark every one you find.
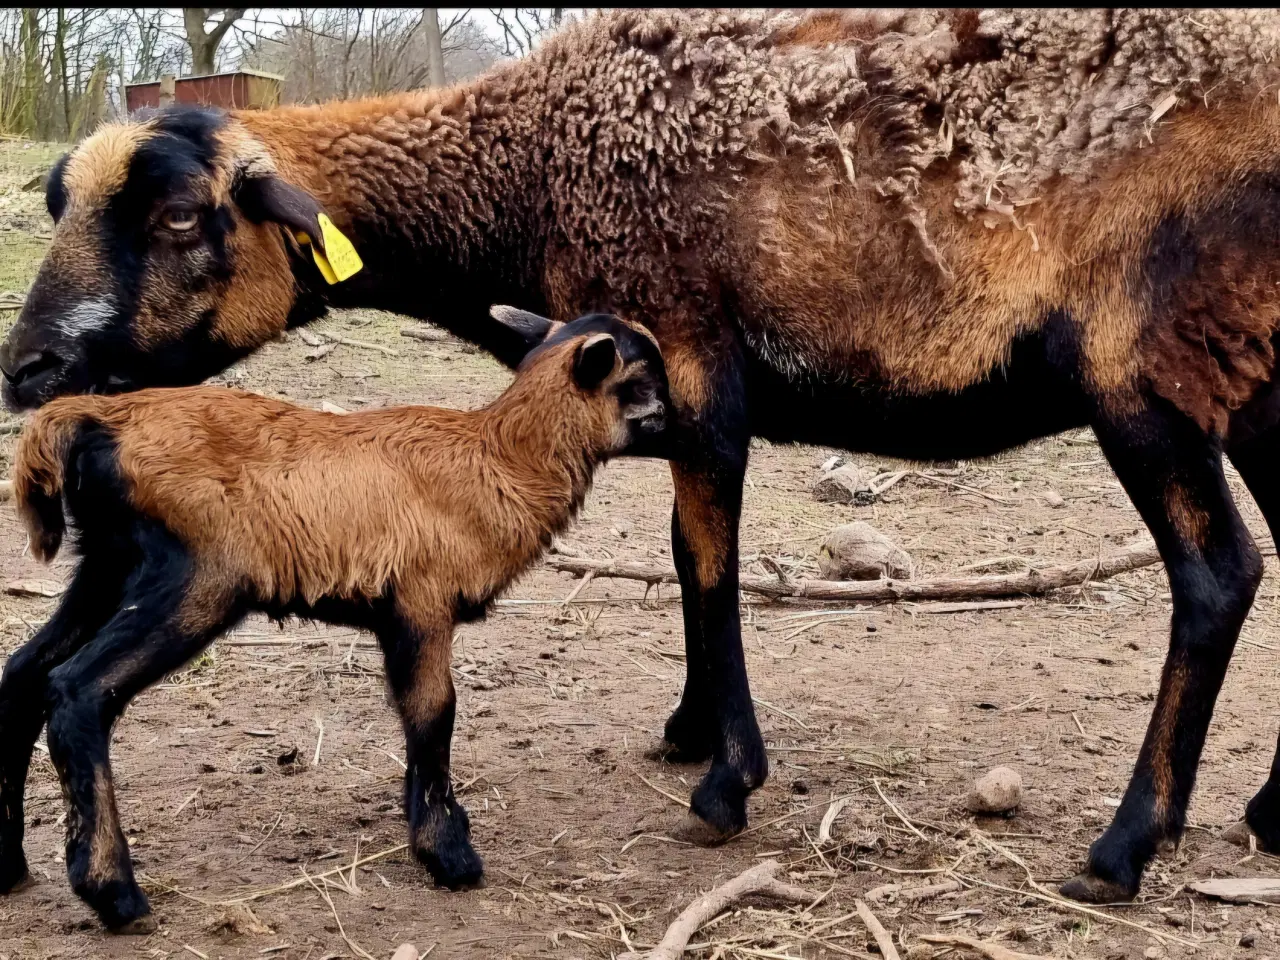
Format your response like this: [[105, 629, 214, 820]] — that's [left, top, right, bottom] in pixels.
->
[[4, 8, 1280, 903]]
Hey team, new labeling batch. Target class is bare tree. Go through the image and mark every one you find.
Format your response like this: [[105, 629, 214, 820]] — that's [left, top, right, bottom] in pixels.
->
[[242, 8, 495, 104], [488, 7, 565, 58], [422, 8, 445, 87], [182, 7, 246, 76]]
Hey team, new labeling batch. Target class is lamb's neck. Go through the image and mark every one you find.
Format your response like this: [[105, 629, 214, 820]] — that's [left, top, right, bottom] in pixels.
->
[[239, 74, 549, 365], [478, 384, 608, 546]]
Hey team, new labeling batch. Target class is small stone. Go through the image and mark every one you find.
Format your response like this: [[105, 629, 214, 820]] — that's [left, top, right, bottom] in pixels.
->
[[1043, 489, 1066, 508], [966, 766, 1023, 815], [813, 464, 876, 504], [818, 521, 913, 581], [392, 945, 419, 960], [1239, 932, 1256, 948]]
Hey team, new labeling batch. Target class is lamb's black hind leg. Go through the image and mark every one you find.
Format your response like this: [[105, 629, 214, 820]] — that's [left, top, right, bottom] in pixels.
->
[[377, 592, 482, 890], [1061, 396, 1261, 902], [0, 556, 125, 894], [1227, 413, 1280, 850], [45, 524, 223, 933]]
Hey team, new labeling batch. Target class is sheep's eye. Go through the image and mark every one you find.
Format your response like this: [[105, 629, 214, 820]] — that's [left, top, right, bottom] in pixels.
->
[[161, 210, 199, 232]]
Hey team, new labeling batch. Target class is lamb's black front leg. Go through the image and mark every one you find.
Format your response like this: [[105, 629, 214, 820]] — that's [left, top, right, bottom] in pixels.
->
[[661, 345, 767, 841]]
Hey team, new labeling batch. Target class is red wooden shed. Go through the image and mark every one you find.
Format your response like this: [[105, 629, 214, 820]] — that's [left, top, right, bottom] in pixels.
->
[[125, 69, 283, 114]]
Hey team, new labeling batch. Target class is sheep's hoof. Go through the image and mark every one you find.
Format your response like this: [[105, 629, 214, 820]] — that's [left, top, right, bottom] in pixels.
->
[[645, 738, 711, 765], [1245, 786, 1280, 853], [1059, 871, 1136, 904], [673, 811, 738, 847], [659, 706, 717, 764], [0, 865, 32, 895], [109, 913, 158, 936]]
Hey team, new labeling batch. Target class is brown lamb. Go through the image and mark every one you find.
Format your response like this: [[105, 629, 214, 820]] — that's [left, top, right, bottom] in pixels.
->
[[1, 309, 667, 932]]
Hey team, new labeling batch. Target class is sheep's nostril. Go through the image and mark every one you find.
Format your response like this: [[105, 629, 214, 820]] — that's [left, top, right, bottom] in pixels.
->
[[0, 349, 62, 386]]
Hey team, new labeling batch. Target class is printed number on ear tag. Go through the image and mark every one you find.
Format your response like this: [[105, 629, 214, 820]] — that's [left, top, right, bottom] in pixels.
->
[[294, 215, 363, 285]]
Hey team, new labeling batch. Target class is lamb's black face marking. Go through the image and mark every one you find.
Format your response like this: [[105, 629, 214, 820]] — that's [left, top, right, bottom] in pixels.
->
[[516, 312, 672, 456], [0, 106, 321, 411]]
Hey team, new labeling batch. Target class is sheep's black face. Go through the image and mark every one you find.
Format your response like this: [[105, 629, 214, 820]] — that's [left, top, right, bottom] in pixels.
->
[[0, 107, 318, 410]]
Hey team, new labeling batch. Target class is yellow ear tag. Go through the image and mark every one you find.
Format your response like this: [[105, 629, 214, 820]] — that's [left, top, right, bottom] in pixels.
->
[[295, 215, 363, 284]]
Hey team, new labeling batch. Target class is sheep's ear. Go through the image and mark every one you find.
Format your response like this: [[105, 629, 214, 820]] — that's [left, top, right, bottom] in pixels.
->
[[490, 304, 561, 346], [235, 174, 328, 254], [573, 333, 619, 390]]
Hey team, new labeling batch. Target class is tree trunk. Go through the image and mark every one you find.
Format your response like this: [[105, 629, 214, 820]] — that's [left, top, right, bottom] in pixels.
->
[[54, 8, 69, 139], [182, 8, 245, 76], [20, 8, 41, 138], [422, 9, 446, 87]]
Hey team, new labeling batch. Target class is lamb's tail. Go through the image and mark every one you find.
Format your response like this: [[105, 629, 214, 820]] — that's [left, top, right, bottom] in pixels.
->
[[13, 398, 99, 561]]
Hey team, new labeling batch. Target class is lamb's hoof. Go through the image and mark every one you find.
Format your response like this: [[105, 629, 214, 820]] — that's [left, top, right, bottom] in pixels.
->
[[418, 834, 485, 891], [425, 851, 485, 892], [109, 913, 158, 936], [1059, 871, 1136, 904], [673, 811, 738, 848]]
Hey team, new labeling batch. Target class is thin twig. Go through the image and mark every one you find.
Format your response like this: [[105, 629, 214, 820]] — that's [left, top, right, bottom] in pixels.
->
[[855, 899, 900, 960], [302, 869, 376, 960], [871, 778, 928, 841], [222, 844, 408, 903], [637, 774, 690, 809]]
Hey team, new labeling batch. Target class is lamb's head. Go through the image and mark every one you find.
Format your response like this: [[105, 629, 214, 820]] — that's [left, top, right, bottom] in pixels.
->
[[491, 305, 670, 458], [0, 106, 339, 410]]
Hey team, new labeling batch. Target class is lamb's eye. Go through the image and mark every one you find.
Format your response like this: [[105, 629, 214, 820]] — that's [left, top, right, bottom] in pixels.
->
[[161, 210, 198, 232]]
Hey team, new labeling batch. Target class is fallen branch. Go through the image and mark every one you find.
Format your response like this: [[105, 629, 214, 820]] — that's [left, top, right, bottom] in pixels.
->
[[0, 421, 21, 435], [545, 539, 1160, 603], [865, 878, 963, 904], [1190, 878, 1280, 904], [400, 325, 451, 343], [855, 899, 900, 960], [920, 934, 1045, 960], [325, 333, 399, 356], [624, 860, 812, 960], [4, 579, 63, 599]]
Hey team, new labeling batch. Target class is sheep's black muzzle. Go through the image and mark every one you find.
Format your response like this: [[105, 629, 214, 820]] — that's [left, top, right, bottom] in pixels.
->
[[0, 338, 67, 410]]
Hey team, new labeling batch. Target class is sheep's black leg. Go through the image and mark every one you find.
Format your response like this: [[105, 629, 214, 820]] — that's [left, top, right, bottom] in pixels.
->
[[660, 346, 767, 843], [45, 523, 220, 933], [657, 501, 716, 762], [1061, 397, 1261, 903], [0, 556, 125, 894], [1226, 415, 1280, 850], [377, 599, 481, 889]]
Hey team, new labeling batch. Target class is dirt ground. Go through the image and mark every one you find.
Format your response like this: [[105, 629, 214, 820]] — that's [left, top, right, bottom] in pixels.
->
[[3, 142, 1280, 960]]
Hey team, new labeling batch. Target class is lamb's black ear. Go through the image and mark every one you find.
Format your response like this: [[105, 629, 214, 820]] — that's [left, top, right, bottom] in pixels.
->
[[234, 174, 329, 254], [490, 304, 561, 346], [573, 333, 619, 390]]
